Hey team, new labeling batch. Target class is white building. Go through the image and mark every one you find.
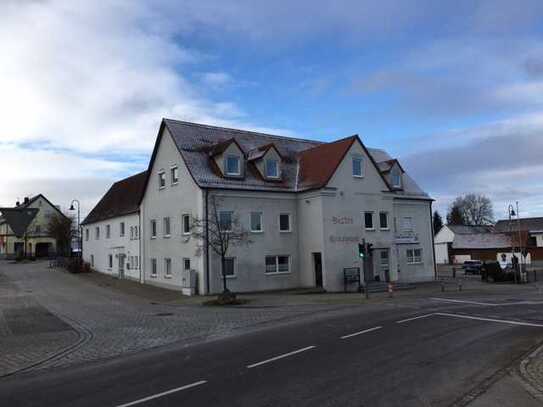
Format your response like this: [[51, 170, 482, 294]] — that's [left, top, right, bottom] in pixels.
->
[[82, 172, 146, 281], [83, 119, 435, 294], [135, 119, 435, 294]]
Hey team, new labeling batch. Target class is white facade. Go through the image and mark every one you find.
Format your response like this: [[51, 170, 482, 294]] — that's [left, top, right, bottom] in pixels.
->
[[82, 213, 141, 281], [138, 124, 435, 295], [434, 225, 454, 264]]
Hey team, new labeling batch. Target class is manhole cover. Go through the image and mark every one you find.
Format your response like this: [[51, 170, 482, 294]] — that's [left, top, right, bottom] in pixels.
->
[[155, 312, 174, 317]]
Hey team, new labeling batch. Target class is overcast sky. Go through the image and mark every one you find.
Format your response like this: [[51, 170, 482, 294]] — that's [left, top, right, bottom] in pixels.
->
[[2, 0, 543, 220]]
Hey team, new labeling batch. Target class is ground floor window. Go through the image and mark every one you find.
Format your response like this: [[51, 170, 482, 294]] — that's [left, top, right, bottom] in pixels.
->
[[108, 254, 113, 268], [164, 258, 172, 277], [134, 256, 138, 269], [183, 258, 191, 271], [90, 255, 94, 267], [407, 248, 422, 264], [151, 258, 157, 277], [265, 255, 290, 274], [222, 257, 235, 277]]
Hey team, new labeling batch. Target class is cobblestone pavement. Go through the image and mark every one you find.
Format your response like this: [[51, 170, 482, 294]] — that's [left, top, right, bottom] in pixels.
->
[[0, 261, 355, 376]]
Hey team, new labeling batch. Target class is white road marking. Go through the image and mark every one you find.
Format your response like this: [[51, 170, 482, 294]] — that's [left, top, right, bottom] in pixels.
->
[[340, 326, 383, 339], [396, 314, 436, 324], [435, 312, 543, 328], [115, 380, 207, 407], [246, 346, 316, 369], [430, 298, 499, 306]]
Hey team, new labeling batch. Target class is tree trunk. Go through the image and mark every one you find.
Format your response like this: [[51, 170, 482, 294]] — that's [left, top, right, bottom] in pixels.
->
[[221, 255, 228, 293]]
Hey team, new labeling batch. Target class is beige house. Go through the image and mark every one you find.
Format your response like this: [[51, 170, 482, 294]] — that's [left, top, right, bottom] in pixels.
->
[[0, 195, 67, 258]]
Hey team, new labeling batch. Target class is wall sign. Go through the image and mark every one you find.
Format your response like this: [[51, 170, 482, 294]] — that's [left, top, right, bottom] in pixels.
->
[[330, 235, 359, 243], [332, 216, 354, 225]]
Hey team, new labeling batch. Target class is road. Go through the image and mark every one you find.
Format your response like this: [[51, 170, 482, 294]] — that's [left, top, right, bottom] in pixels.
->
[[1, 298, 543, 406]]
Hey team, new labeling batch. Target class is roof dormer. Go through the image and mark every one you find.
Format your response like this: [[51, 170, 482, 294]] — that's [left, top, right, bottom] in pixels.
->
[[379, 159, 404, 190], [209, 138, 245, 178], [248, 143, 283, 181]]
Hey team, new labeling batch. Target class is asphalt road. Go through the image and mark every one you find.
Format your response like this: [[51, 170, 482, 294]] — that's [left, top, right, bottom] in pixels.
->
[[2, 300, 543, 407]]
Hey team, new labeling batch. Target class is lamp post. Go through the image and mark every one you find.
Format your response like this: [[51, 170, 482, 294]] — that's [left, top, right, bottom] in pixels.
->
[[507, 204, 517, 284], [516, 201, 524, 282], [69, 200, 81, 258]]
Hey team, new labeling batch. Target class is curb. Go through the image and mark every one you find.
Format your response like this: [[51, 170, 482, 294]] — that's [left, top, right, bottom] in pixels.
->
[[516, 340, 543, 402]]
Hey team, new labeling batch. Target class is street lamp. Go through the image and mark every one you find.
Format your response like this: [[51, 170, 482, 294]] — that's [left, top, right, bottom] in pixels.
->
[[507, 202, 523, 283], [69, 200, 81, 258]]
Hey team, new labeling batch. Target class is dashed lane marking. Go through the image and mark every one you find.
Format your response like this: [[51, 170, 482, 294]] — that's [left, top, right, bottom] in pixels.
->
[[247, 346, 316, 369], [396, 314, 435, 324], [115, 380, 207, 407], [340, 326, 383, 339]]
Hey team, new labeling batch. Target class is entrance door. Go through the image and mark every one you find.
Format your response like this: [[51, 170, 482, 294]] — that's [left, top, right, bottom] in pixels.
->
[[379, 249, 390, 282], [118, 254, 125, 279], [313, 253, 323, 287]]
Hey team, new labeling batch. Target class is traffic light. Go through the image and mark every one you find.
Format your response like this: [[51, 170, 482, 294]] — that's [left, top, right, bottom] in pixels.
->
[[358, 243, 365, 258], [367, 243, 373, 253]]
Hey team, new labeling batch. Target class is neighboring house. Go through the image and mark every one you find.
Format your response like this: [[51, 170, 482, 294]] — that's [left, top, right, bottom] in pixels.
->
[[0, 195, 67, 258], [494, 217, 543, 266], [134, 119, 435, 295], [434, 225, 511, 264], [81, 171, 146, 281]]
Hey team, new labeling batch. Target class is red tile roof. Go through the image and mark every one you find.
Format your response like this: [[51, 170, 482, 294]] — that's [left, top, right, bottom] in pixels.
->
[[298, 136, 357, 190]]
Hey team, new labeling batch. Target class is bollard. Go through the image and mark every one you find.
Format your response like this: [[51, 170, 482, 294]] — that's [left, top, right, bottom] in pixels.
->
[[458, 281, 462, 291], [452, 267, 456, 279], [534, 270, 538, 282], [388, 282, 394, 298], [441, 282, 445, 292]]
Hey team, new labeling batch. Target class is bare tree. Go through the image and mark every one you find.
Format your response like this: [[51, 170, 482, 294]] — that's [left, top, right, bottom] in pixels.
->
[[47, 213, 74, 256], [191, 195, 252, 296], [449, 194, 494, 226]]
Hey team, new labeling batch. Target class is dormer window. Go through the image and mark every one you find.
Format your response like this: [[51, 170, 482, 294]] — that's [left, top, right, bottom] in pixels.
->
[[391, 167, 401, 188], [265, 159, 279, 178], [226, 155, 241, 176]]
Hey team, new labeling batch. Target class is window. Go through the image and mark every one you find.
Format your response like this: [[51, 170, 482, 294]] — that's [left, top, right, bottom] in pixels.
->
[[90, 255, 94, 267], [158, 171, 166, 188], [108, 254, 113, 268], [219, 211, 233, 232], [391, 167, 401, 188], [279, 213, 291, 232], [379, 212, 389, 230], [164, 258, 172, 278], [106, 224, 111, 239], [171, 166, 179, 184], [130, 226, 134, 240], [223, 257, 235, 277], [352, 155, 364, 177], [265, 255, 291, 274], [163, 217, 171, 237], [35, 225, 41, 234], [251, 212, 263, 232], [85, 229, 89, 241], [151, 258, 157, 277], [134, 256, 138, 269], [150, 220, 157, 238], [407, 248, 423, 264], [95, 226, 100, 240], [120, 222, 125, 237], [364, 212, 374, 230], [182, 214, 191, 235], [183, 258, 191, 271], [265, 159, 279, 178], [226, 155, 240, 175], [134, 226, 138, 239], [402, 217, 413, 232]]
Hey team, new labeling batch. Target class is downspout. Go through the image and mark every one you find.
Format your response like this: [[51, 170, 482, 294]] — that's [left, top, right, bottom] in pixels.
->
[[139, 209, 142, 284], [429, 202, 437, 280], [205, 188, 210, 294]]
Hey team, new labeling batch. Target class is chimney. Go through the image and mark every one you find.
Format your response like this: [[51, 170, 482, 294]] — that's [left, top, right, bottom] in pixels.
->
[[24, 197, 30, 204], [15, 200, 20, 207]]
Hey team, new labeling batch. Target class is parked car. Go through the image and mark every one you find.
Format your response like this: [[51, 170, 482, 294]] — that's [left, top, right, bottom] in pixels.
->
[[463, 260, 483, 274]]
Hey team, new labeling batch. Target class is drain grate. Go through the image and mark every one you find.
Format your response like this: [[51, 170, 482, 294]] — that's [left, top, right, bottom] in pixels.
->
[[154, 312, 174, 317]]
